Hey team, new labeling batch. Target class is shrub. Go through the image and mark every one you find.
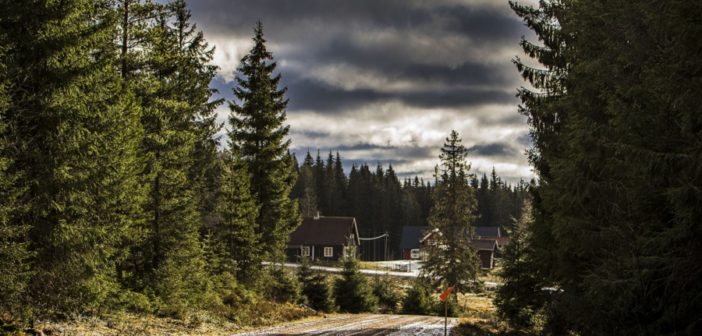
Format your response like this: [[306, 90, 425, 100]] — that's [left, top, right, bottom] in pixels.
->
[[373, 278, 402, 313], [333, 258, 378, 313], [434, 295, 461, 317], [402, 278, 436, 315], [115, 290, 153, 314], [302, 273, 335, 312], [265, 268, 301, 304]]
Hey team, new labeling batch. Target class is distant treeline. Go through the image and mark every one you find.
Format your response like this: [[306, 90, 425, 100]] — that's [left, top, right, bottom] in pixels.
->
[[290, 151, 531, 260]]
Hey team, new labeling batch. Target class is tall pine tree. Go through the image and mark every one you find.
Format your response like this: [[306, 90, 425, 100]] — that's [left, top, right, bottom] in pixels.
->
[[0, 35, 32, 320], [169, 0, 225, 228], [229, 22, 300, 260], [216, 149, 261, 285], [422, 131, 480, 295], [1, 0, 146, 314], [509, 1, 702, 334], [135, 3, 208, 309]]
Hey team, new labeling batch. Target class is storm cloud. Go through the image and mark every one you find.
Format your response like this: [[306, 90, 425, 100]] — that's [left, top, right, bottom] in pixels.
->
[[184, 0, 536, 182]]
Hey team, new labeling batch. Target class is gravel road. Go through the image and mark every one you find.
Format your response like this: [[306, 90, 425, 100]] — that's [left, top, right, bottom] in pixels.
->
[[234, 314, 457, 336]]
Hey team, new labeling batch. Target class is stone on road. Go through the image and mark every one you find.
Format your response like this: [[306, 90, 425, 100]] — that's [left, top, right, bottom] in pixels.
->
[[234, 314, 457, 335]]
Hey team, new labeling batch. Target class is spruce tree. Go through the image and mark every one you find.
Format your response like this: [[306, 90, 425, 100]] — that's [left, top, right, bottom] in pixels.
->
[[372, 278, 402, 313], [314, 151, 328, 214], [509, 1, 702, 334], [1, 0, 146, 314], [0, 40, 32, 320], [298, 258, 334, 312], [333, 152, 348, 214], [401, 277, 436, 316], [422, 130, 480, 295], [333, 257, 378, 313], [169, 0, 225, 225], [294, 151, 318, 217], [229, 22, 300, 259], [136, 4, 208, 309], [495, 198, 544, 331], [383, 165, 404, 257], [216, 150, 261, 285]]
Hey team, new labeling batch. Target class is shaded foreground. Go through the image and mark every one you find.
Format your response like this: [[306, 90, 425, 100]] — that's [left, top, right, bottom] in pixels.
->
[[234, 314, 458, 336]]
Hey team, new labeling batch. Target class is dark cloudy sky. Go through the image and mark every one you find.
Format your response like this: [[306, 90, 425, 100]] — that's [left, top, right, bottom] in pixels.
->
[[185, 0, 536, 182]]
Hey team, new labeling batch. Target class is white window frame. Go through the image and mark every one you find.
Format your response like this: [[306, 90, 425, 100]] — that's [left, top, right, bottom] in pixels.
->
[[301, 246, 310, 257], [323, 246, 333, 258]]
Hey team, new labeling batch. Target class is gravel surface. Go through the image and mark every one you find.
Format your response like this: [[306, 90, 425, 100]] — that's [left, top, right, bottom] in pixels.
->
[[234, 314, 457, 336]]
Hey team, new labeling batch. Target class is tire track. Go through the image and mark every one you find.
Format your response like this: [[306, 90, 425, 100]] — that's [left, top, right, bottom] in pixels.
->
[[233, 314, 456, 336]]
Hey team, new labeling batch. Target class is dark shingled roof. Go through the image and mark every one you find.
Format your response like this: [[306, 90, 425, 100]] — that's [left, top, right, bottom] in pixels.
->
[[288, 216, 360, 246], [471, 239, 497, 251], [475, 226, 501, 238], [400, 226, 429, 250]]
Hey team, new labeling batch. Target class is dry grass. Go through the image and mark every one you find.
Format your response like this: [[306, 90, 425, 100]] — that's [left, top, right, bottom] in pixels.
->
[[16, 303, 317, 336], [28, 312, 240, 336], [478, 264, 503, 284], [452, 293, 508, 336], [458, 293, 496, 321]]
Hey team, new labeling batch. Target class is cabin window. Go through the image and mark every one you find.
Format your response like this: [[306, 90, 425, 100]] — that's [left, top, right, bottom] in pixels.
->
[[323, 246, 333, 257], [301, 246, 310, 257]]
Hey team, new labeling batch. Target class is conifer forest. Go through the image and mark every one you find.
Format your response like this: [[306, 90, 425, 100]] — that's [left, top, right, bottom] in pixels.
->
[[0, 0, 700, 335]]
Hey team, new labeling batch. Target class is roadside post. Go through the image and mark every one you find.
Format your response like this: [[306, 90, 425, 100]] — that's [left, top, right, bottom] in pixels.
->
[[439, 286, 454, 336]]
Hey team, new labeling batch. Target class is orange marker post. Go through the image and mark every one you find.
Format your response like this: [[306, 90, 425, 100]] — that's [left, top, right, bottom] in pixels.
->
[[439, 286, 453, 302], [439, 286, 453, 335]]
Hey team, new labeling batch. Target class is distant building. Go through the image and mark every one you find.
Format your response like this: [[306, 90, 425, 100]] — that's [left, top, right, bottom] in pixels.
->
[[470, 239, 498, 269], [286, 216, 360, 262], [475, 226, 501, 238], [474, 226, 510, 248], [399, 226, 429, 260], [419, 227, 498, 269]]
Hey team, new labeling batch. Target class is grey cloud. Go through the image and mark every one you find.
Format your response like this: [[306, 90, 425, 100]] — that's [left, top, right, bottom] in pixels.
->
[[517, 133, 533, 146], [188, 0, 525, 41], [284, 77, 516, 112], [185, 0, 535, 182], [432, 5, 524, 43], [290, 129, 332, 139], [199, 0, 523, 114], [396, 170, 427, 179], [294, 36, 515, 86], [468, 142, 517, 157]]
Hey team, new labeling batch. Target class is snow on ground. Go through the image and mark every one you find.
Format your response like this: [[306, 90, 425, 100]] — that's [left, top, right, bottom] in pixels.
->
[[266, 261, 422, 278], [233, 313, 457, 336]]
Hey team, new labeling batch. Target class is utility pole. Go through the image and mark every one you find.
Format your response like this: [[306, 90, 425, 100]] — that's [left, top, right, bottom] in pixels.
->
[[384, 233, 388, 261]]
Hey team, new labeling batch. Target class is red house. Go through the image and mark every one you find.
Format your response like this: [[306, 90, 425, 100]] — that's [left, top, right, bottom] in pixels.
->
[[399, 226, 429, 260]]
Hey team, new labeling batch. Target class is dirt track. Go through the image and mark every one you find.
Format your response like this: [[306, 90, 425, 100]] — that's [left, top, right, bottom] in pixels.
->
[[234, 314, 457, 335]]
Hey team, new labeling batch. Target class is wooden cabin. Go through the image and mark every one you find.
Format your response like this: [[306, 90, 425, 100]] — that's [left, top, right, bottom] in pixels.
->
[[286, 216, 360, 261]]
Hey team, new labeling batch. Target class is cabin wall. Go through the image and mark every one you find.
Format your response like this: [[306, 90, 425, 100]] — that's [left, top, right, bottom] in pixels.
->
[[477, 250, 494, 269], [286, 244, 352, 262]]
